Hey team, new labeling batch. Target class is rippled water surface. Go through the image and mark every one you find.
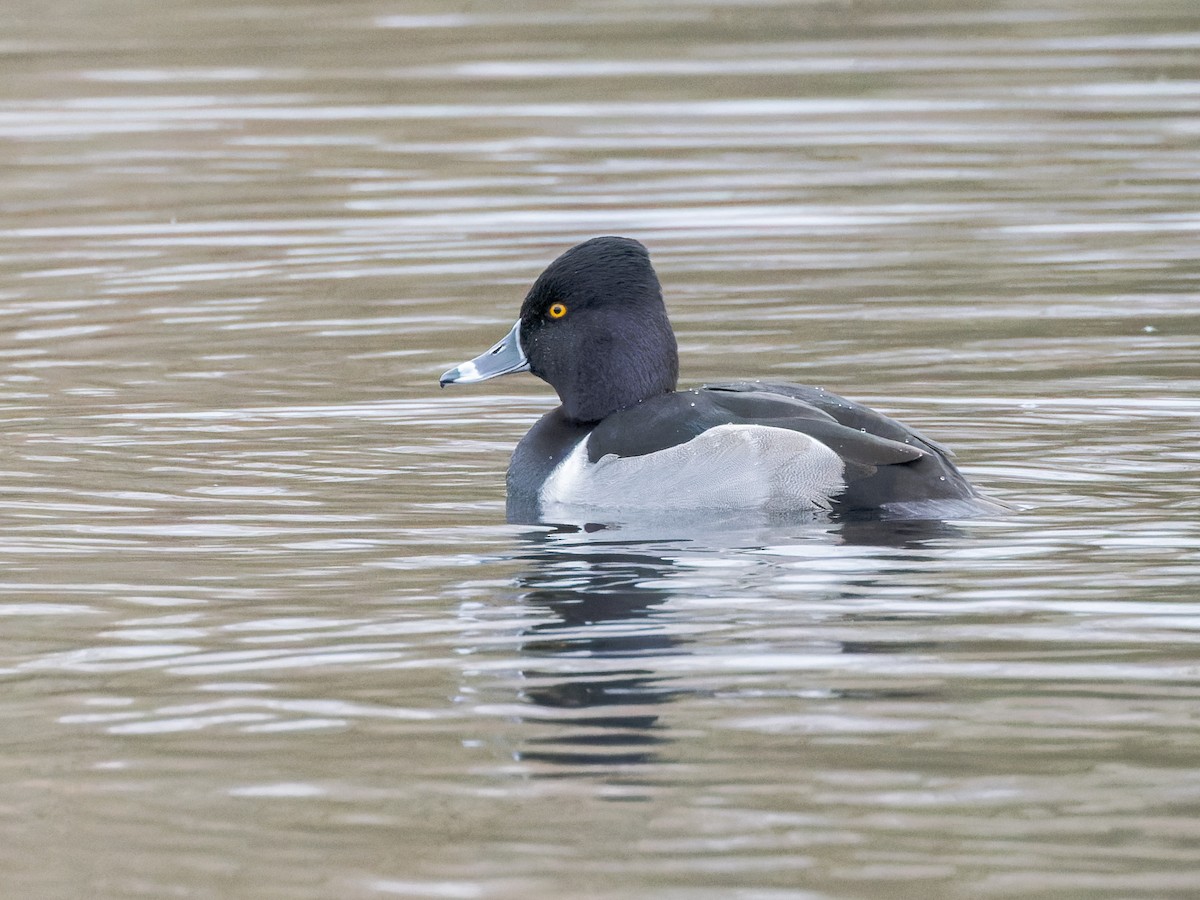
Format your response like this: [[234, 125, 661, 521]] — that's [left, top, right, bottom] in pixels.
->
[[2, 0, 1199, 897]]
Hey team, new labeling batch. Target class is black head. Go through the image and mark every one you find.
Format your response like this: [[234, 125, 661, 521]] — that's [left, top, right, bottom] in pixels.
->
[[518, 237, 679, 423]]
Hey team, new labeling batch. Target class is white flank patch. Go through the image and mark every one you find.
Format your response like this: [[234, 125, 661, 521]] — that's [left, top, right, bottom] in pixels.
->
[[539, 424, 845, 514]]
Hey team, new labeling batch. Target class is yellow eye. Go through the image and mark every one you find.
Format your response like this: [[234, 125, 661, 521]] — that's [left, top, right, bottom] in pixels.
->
[[548, 302, 567, 320]]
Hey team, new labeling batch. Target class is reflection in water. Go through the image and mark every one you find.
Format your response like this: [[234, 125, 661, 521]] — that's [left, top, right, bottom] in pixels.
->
[[509, 532, 682, 769], [837, 513, 969, 549], [495, 515, 969, 773]]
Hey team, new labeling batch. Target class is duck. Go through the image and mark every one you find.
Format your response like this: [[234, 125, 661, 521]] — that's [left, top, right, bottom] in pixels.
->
[[440, 236, 1001, 524]]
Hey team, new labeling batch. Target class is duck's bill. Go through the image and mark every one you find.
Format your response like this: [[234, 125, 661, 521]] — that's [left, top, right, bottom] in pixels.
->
[[439, 320, 530, 385]]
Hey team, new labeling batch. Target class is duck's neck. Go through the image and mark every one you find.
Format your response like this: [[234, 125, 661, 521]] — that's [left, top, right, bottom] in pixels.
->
[[560, 327, 678, 425]]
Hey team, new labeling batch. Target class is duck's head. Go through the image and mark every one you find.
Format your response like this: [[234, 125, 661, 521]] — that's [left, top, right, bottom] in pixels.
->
[[440, 236, 679, 424]]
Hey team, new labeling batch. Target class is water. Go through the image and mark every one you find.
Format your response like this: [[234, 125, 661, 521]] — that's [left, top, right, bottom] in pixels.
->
[[2, 0, 1199, 897]]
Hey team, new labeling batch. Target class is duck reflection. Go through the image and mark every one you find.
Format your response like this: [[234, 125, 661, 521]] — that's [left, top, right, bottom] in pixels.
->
[[495, 515, 972, 772], [508, 528, 682, 768]]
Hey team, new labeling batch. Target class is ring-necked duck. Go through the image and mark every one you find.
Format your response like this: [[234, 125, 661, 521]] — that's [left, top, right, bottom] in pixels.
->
[[441, 236, 1001, 523]]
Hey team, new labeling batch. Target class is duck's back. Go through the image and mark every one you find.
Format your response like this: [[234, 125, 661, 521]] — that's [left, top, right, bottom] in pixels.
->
[[508, 381, 995, 522]]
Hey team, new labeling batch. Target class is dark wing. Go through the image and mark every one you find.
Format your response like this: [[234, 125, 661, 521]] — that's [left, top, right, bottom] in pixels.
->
[[588, 381, 981, 511], [585, 390, 743, 462], [704, 381, 955, 456], [703, 381, 978, 509]]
